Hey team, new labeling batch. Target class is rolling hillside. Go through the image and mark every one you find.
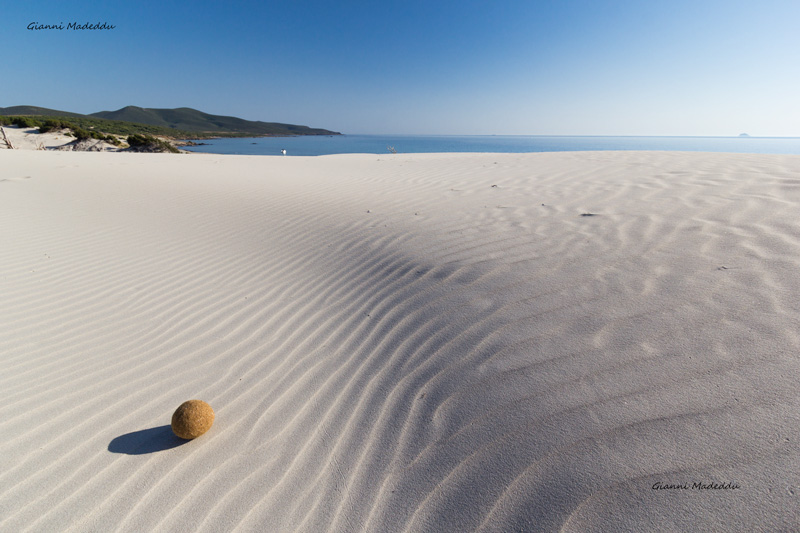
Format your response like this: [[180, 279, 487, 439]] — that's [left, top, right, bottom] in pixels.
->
[[0, 106, 85, 118], [90, 106, 338, 136]]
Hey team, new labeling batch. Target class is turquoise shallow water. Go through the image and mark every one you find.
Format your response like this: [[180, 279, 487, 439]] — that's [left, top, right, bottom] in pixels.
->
[[182, 134, 800, 156]]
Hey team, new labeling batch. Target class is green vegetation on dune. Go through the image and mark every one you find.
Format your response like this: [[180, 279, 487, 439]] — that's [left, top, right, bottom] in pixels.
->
[[1, 113, 201, 139], [0, 116, 40, 128], [126, 133, 180, 153]]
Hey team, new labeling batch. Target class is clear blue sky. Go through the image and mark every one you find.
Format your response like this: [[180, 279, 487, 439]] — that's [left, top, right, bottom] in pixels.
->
[[3, 0, 799, 135]]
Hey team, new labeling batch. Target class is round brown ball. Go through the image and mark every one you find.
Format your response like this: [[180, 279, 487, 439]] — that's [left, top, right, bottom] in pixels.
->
[[171, 400, 214, 439]]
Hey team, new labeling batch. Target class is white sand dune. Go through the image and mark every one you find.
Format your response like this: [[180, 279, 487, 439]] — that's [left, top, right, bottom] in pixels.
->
[[1, 126, 78, 150], [1, 150, 799, 532]]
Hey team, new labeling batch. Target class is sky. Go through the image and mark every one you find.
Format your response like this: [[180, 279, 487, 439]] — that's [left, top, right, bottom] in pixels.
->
[[3, 0, 800, 136]]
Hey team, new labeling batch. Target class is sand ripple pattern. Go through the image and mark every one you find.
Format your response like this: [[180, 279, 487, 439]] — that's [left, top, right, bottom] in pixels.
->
[[1, 151, 799, 532]]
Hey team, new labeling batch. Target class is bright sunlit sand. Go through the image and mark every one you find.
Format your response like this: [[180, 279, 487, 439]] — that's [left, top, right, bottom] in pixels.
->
[[1, 149, 798, 531], [1, 125, 77, 150]]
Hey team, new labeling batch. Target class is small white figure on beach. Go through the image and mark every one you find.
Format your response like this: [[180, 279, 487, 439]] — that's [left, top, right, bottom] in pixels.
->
[[281, 149, 287, 155]]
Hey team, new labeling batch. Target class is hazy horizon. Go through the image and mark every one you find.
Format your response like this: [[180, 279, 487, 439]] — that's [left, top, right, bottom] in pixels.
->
[[4, 1, 800, 137], [4, 104, 797, 138]]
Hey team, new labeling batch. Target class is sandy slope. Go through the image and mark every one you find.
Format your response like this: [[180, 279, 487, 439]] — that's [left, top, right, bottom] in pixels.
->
[[1, 150, 798, 532], [0, 126, 76, 150], [1, 126, 120, 152]]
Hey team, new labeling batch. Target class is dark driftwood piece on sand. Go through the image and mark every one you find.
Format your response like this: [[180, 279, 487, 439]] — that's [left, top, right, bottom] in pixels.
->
[[0, 127, 14, 149]]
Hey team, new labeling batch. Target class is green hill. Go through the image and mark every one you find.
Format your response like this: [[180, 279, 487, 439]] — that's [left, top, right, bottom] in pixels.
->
[[0, 105, 340, 137], [0, 106, 85, 118], [90, 106, 339, 136]]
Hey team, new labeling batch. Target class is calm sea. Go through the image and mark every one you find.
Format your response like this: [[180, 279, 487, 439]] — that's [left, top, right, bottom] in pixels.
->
[[181, 134, 800, 157]]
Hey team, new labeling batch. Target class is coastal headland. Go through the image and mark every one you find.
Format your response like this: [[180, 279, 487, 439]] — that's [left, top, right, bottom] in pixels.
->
[[0, 105, 340, 152]]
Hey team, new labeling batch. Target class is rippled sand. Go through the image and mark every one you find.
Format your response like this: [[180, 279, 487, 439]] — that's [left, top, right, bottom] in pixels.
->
[[1, 150, 798, 531]]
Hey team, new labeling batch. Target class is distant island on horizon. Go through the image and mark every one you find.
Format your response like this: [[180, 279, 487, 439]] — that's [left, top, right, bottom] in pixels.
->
[[0, 105, 341, 139]]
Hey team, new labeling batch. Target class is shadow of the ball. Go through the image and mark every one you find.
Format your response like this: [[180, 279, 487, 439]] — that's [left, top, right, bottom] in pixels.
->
[[108, 425, 187, 455]]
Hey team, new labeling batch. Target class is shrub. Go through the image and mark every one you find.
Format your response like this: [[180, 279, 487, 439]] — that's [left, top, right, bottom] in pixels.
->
[[126, 133, 149, 147], [39, 118, 70, 133], [126, 133, 179, 153], [72, 127, 92, 141], [11, 116, 41, 128]]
